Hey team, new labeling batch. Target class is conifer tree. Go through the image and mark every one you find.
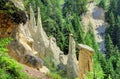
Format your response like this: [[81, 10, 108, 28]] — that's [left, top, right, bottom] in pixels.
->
[[63, 0, 87, 17], [98, 0, 106, 9], [109, 0, 118, 16], [105, 12, 117, 45], [72, 14, 84, 43], [115, 57, 120, 79], [105, 34, 114, 58], [109, 12, 115, 26], [116, 16, 120, 50]]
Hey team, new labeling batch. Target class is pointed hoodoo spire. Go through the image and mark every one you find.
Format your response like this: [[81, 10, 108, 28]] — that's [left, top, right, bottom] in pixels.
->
[[68, 34, 76, 54], [32, 7, 49, 56], [29, 5, 36, 33], [67, 34, 78, 79], [37, 7, 42, 29], [10, 0, 25, 10], [36, 7, 49, 45], [36, 7, 43, 34]]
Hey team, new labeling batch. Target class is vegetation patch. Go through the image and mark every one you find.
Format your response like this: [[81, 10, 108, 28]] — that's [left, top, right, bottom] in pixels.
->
[[0, 38, 30, 79]]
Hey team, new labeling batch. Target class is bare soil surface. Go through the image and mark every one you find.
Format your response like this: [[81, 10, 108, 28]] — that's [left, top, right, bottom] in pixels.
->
[[22, 64, 50, 79]]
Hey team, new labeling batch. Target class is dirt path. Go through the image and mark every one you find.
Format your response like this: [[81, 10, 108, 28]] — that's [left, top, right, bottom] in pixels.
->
[[82, 2, 108, 52]]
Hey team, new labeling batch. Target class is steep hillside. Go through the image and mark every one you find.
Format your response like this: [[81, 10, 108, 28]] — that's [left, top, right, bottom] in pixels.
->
[[2, 0, 120, 79], [0, 0, 68, 79], [82, 2, 108, 52]]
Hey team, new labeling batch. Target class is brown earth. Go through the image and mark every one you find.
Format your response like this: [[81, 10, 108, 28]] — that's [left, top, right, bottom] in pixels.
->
[[22, 64, 51, 79], [0, 13, 16, 38]]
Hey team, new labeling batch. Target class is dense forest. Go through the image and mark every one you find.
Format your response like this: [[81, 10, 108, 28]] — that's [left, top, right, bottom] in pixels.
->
[[24, 0, 120, 79], [0, 0, 120, 79]]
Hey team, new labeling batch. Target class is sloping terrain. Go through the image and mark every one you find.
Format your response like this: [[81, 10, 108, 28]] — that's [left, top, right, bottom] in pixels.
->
[[82, 2, 108, 52], [22, 64, 50, 79]]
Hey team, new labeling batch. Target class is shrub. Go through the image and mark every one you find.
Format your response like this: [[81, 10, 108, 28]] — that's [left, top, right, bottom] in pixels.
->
[[0, 38, 30, 79]]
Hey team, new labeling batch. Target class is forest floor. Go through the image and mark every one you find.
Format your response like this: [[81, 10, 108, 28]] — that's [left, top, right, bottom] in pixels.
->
[[82, 2, 108, 52]]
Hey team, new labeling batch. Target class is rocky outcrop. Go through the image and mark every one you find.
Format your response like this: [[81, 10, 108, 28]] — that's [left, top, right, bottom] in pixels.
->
[[28, 6, 64, 64], [78, 44, 94, 79], [10, 0, 25, 10], [58, 53, 68, 71], [67, 34, 78, 79], [82, 2, 108, 52], [0, 0, 80, 78], [7, 23, 43, 69], [0, 13, 16, 38], [6, 0, 63, 72], [0, 0, 45, 74]]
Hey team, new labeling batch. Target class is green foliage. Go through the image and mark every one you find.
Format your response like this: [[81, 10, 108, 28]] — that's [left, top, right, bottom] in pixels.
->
[[84, 23, 99, 52], [98, 0, 106, 9], [116, 16, 120, 49], [46, 72, 62, 79], [104, 34, 120, 79], [74, 78, 78, 79], [0, 0, 21, 14], [83, 23, 104, 79], [43, 53, 56, 70], [93, 53, 105, 79], [104, 1, 120, 78], [43, 53, 66, 79], [0, 38, 29, 79], [24, 0, 120, 79], [24, 0, 85, 54], [105, 34, 114, 58], [98, 0, 111, 10], [63, 0, 87, 17], [105, 0, 120, 51], [0, 38, 12, 53]]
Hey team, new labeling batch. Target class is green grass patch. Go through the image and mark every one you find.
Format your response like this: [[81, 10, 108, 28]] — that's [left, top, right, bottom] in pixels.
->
[[46, 72, 62, 79]]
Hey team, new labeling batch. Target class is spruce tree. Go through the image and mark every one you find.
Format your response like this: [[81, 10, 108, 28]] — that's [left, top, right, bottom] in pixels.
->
[[105, 34, 114, 58], [116, 16, 120, 50], [115, 57, 120, 79], [98, 0, 106, 9]]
